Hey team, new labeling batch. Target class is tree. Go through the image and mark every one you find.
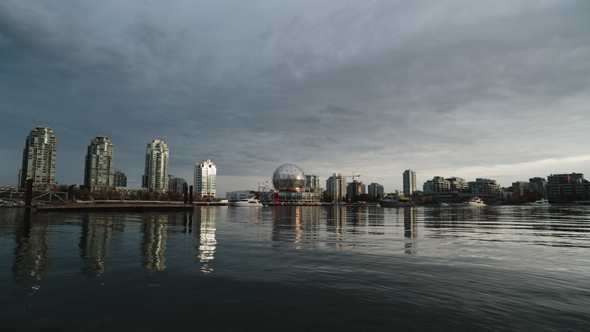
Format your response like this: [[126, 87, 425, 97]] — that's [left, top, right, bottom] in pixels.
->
[[357, 194, 373, 202]]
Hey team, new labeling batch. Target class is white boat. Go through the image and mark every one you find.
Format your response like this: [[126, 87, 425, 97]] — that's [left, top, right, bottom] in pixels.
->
[[233, 198, 263, 207], [440, 202, 451, 207], [462, 197, 485, 206], [526, 198, 551, 206]]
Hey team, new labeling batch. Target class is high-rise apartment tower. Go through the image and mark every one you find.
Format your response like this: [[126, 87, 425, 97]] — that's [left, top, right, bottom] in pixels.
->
[[20, 126, 57, 191], [142, 138, 169, 190], [194, 159, 216, 198], [84, 136, 114, 193], [306, 174, 321, 190], [326, 173, 347, 202], [403, 169, 417, 196]]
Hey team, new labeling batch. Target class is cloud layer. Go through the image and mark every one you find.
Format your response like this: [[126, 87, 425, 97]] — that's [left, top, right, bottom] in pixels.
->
[[1, 0, 589, 193]]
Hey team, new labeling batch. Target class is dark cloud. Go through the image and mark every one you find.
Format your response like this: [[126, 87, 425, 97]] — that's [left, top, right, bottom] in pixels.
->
[[1, 0, 589, 192]]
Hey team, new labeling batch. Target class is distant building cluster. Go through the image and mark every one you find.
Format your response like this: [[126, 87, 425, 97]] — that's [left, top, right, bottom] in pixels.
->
[[17, 126, 216, 198], [417, 172, 589, 200]]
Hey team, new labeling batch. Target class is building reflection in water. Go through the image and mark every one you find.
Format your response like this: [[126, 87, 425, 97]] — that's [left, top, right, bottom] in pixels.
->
[[272, 206, 321, 249], [367, 205, 385, 228], [13, 211, 52, 294], [140, 214, 168, 273], [326, 206, 347, 248], [348, 206, 368, 236], [195, 207, 216, 274], [404, 207, 418, 255], [79, 213, 125, 277]]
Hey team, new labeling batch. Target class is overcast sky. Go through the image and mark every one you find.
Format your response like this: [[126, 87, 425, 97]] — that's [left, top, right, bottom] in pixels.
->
[[1, 0, 589, 195]]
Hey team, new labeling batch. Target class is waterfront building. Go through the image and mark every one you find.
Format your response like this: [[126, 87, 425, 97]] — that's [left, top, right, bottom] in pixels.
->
[[142, 138, 169, 191], [326, 173, 347, 202], [423, 176, 494, 196], [547, 173, 585, 196], [556, 182, 590, 196], [529, 177, 547, 196], [423, 176, 451, 194], [20, 126, 57, 191], [500, 188, 514, 200], [84, 136, 114, 193], [306, 174, 321, 190], [368, 183, 384, 198], [346, 180, 366, 200], [447, 177, 469, 192], [469, 178, 501, 196], [271, 164, 320, 203], [194, 159, 216, 198], [403, 170, 417, 196], [168, 175, 186, 194], [512, 181, 530, 198], [113, 171, 127, 187]]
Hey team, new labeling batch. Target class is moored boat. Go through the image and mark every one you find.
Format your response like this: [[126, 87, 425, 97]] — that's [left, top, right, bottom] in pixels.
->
[[233, 198, 263, 207], [378, 196, 414, 207], [526, 198, 551, 206], [458, 197, 485, 206]]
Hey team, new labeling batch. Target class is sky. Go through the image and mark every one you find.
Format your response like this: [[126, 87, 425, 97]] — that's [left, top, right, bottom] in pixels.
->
[[1, 0, 589, 195]]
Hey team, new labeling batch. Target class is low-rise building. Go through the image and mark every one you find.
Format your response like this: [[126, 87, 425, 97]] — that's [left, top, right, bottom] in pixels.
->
[[423, 176, 451, 194], [512, 181, 530, 198], [469, 178, 501, 196], [547, 173, 585, 196]]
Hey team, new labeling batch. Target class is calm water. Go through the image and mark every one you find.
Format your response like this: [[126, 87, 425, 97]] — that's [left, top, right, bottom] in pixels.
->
[[1, 206, 589, 331]]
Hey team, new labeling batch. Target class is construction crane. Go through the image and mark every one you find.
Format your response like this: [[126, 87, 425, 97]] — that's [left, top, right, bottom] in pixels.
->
[[346, 172, 361, 182]]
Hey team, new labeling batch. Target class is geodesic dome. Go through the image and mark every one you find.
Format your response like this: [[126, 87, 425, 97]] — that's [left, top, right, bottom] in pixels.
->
[[272, 164, 306, 190]]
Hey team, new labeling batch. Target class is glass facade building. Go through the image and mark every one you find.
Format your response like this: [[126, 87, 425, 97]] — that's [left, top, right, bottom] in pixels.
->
[[142, 138, 169, 191], [326, 173, 347, 202], [168, 175, 186, 194], [403, 169, 416, 196], [195, 159, 216, 198], [113, 171, 127, 187], [84, 136, 114, 193], [20, 126, 57, 191]]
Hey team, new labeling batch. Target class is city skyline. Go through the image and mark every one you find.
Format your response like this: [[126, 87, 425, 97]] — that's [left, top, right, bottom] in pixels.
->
[[4, 126, 590, 196], [1, 1, 589, 195]]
